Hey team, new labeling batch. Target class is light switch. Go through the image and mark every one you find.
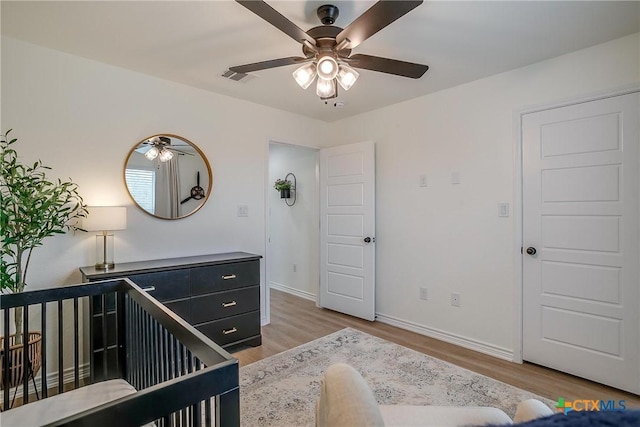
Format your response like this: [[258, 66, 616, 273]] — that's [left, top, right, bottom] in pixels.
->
[[451, 171, 460, 185], [419, 174, 428, 187], [237, 205, 249, 217], [498, 203, 509, 217]]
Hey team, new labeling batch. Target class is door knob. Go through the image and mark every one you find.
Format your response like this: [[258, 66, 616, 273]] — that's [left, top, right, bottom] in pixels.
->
[[364, 237, 374, 243], [526, 247, 537, 255]]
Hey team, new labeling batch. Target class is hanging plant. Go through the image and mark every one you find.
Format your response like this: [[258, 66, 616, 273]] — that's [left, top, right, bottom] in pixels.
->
[[274, 178, 292, 199], [273, 178, 292, 191]]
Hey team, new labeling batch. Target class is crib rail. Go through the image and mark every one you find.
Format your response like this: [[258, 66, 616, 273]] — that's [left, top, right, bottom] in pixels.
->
[[0, 278, 239, 426]]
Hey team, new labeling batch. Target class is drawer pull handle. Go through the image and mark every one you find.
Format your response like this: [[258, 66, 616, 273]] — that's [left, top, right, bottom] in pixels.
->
[[222, 301, 237, 308], [222, 274, 237, 280], [141, 286, 156, 292], [222, 327, 237, 335]]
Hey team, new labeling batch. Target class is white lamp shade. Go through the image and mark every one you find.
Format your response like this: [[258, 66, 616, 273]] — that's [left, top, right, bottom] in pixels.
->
[[158, 148, 174, 162], [292, 62, 317, 89], [337, 64, 359, 91], [317, 56, 339, 80], [84, 206, 127, 231], [144, 146, 159, 160], [316, 78, 336, 98]]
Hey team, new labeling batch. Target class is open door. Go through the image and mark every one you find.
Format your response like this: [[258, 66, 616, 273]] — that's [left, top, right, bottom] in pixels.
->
[[319, 142, 375, 321]]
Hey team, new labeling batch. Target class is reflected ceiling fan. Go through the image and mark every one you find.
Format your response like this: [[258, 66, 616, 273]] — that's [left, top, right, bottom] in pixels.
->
[[228, 0, 429, 100], [139, 136, 194, 162]]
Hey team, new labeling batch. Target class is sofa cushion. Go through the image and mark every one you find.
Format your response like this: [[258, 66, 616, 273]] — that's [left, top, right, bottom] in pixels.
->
[[316, 363, 385, 427]]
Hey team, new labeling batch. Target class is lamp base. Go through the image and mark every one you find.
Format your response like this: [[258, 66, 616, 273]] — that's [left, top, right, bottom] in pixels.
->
[[94, 262, 115, 270], [95, 233, 115, 270]]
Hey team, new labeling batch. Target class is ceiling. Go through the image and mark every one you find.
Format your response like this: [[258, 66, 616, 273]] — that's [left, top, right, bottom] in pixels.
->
[[2, 1, 638, 122]]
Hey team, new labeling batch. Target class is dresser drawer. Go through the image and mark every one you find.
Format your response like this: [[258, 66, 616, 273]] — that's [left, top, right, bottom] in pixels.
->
[[190, 286, 259, 324], [191, 261, 259, 295], [196, 311, 260, 347], [165, 298, 191, 323], [127, 269, 190, 302]]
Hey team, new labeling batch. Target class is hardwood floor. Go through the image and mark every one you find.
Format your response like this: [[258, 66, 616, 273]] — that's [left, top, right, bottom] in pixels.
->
[[234, 289, 640, 408]]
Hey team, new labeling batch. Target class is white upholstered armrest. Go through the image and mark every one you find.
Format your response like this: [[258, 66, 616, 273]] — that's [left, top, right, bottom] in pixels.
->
[[512, 399, 553, 423], [1, 379, 137, 427], [379, 405, 513, 426]]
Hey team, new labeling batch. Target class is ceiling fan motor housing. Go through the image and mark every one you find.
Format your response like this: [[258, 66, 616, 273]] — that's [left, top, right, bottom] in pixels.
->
[[317, 4, 339, 25]]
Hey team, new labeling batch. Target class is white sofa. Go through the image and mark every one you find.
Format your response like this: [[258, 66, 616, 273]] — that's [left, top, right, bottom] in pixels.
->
[[316, 363, 554, 427]]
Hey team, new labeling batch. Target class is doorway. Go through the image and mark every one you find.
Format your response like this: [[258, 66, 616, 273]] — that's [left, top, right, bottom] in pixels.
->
[[267, 142, 320, 303]]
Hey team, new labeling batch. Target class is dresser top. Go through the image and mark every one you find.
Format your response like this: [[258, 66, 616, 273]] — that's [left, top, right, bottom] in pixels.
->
[[80, 251, 261, 280]]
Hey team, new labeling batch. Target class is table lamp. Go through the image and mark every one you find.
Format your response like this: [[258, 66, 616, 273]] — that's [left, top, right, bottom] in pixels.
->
[[83, 206, 127, 269]]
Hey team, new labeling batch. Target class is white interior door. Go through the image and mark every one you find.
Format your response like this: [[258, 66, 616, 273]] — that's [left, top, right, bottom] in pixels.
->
[[319, 142, 375, 321], [522, 92, 639, 393]]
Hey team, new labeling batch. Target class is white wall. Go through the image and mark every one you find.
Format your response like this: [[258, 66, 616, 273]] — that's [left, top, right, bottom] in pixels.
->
[[1, 36, 330, 325], [3, 31, 639, 368], [330, 33, 640, 357], [268, 143, 319, 300]]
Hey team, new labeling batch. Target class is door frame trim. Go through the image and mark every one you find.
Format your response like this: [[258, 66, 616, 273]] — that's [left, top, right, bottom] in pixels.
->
[[512, 84, 640, 363]]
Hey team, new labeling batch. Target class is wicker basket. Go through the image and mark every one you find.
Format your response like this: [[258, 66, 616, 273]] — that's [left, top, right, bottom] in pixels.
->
[[0, 332, 43, 390]]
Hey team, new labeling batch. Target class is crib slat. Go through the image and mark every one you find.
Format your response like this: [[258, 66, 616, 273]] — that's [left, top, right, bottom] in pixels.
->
[[3, 307, 10, 409], [41, 302, 47, 398], [125, 297, 132, 387], [194, 359, 202, 426], [101, 294, 107, 381], [58, 300, 63, 394], [134, 302, 141, 390], [205, 397, 212, 427], [74, 297, 79, 389], [22, 304, 29, 403]]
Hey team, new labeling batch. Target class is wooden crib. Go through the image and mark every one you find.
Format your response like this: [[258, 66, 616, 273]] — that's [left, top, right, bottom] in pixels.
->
[[0, 278, 239, 426]]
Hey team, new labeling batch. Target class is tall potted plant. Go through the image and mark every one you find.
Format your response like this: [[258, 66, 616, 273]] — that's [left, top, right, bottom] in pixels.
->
[[1, 129, 88, 344]]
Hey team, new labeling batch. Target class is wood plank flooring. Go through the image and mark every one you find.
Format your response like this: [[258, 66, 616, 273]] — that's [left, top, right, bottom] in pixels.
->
[[234, 289, 640, 408]]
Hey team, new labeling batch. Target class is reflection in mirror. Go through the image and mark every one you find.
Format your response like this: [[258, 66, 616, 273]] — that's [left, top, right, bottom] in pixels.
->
[[124, 134, 212, 219]]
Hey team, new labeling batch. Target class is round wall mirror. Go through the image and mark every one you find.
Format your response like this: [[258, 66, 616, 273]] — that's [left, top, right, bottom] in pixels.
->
[[124, 134, 213, 220]]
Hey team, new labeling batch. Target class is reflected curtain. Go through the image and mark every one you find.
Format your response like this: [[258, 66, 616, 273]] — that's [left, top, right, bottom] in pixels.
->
[[155, 157, 181, 218]]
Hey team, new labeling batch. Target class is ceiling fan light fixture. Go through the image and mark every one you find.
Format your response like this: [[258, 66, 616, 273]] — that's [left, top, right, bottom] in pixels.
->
[[292, 62, 317, 89], [337, 64, 359, 91], [145, 146, 159, 160], [316, 77, 336, 98], [316, 55, 339, 80], [158, 148, 174, 162]]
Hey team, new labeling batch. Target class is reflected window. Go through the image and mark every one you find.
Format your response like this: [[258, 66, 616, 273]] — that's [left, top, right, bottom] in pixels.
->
[[125, 168, 155, 214]]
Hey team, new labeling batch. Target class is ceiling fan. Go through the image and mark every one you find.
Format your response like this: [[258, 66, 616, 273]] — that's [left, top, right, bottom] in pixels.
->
[[139, 136, 193, 162], [228, 0, 429, 100]]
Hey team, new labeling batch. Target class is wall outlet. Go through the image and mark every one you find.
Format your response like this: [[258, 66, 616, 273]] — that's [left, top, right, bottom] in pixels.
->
[[293, 263, 297, 273], [498, 203, 509, 217], [451, 292, 461, 307], [420, 287, 428, 300]]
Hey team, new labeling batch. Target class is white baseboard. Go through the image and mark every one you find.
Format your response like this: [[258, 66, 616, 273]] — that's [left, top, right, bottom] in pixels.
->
[[269, 281, 316, 302], [375, 313, 514, 361], [9, 363, 90, 400]]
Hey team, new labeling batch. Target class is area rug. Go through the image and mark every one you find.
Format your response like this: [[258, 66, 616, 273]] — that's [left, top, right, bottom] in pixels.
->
[[239, 327, 554, 427]]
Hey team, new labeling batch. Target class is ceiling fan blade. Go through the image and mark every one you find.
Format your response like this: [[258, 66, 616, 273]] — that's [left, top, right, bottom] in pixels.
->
[[236, 0, 315, 46], [229, 56, 310, 74], [336, 1, 422, 50], [166, 147, 194, 156], [348, 54, 428, 79]]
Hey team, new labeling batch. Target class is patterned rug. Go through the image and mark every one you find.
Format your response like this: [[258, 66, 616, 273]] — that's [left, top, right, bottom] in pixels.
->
[[239, 327, 554, 426]]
